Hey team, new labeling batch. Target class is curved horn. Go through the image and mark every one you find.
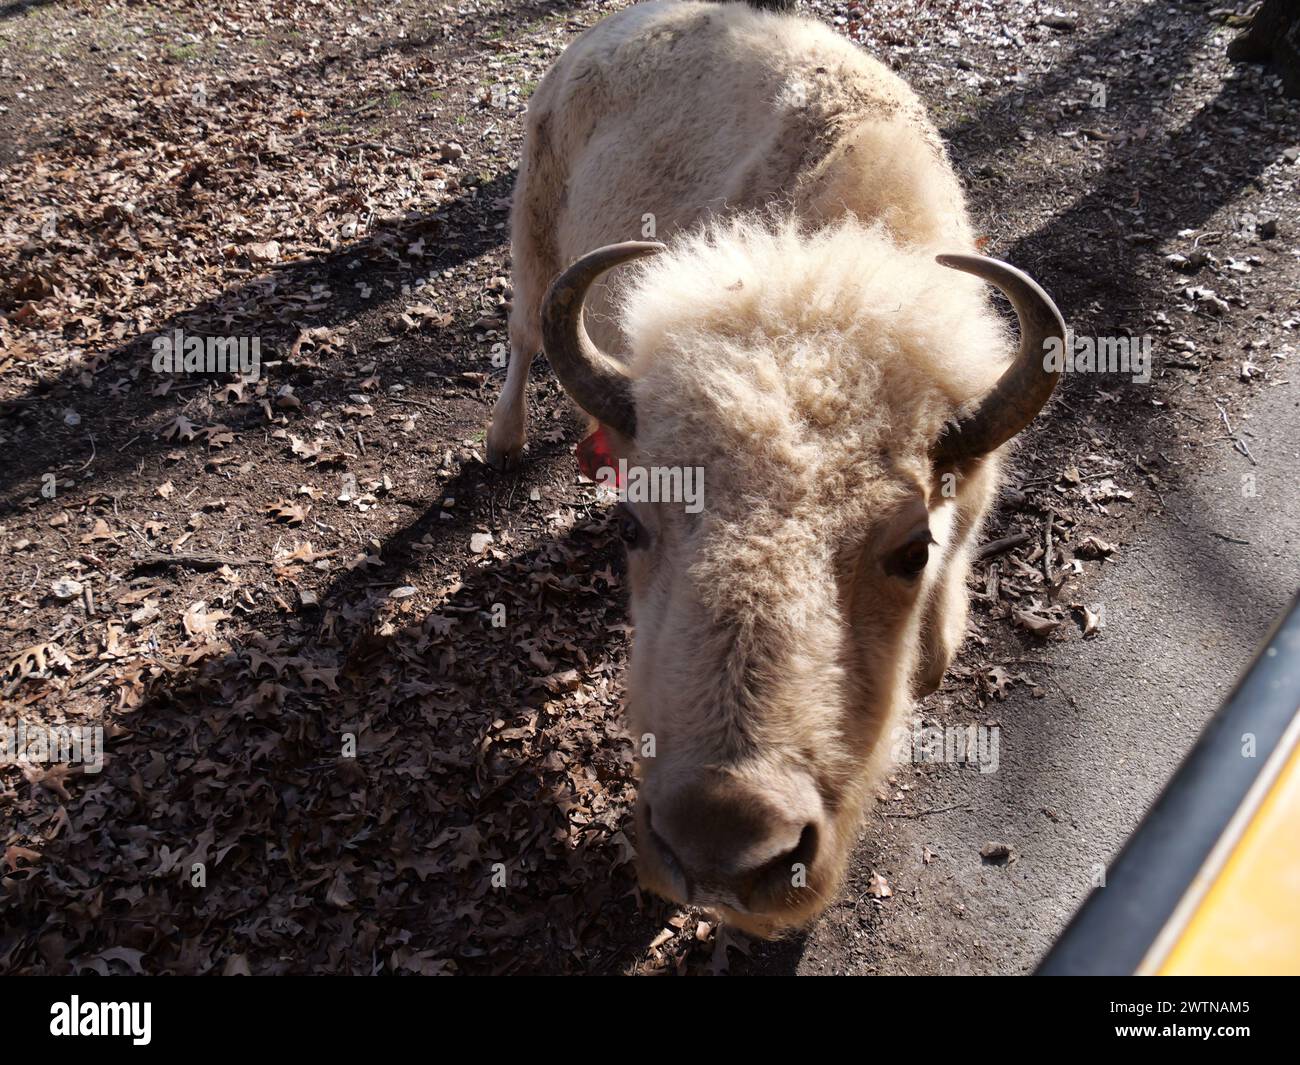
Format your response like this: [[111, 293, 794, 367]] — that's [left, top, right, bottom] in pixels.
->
[[929, 254, 1067, 467], [541, 240, 665, 440]]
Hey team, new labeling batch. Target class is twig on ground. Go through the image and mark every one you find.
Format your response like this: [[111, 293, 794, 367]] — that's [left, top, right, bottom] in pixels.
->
[[882, 804, 973, 820], [976, 532, 1031, 560], [1043, 508, 1056, 598], [389, 396, 442, 413], [129, 552, 271, 572]]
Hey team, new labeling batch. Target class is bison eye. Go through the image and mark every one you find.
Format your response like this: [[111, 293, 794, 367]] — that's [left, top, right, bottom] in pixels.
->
[[615, 504, 648, 550], [890, 535, 932, 578]]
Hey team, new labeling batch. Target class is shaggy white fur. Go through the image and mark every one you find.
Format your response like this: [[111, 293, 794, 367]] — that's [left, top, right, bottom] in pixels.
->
[[622, 217, 1009, 433]]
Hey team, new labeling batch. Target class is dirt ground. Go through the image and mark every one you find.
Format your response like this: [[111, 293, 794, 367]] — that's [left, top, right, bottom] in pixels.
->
[[1, 0, 1296, 975]]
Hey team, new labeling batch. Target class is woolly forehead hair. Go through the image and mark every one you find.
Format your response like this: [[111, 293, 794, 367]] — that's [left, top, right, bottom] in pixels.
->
[[615, 216, 1009, 501], [602, 218, 1015, 631]]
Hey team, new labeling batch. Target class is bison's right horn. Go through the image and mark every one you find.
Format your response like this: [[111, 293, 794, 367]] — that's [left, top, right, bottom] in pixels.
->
[[540, 241, 665, 440], [930, 254, 1067, 467]]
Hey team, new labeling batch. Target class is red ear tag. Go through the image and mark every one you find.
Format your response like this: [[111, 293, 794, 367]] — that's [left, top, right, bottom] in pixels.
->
[[576, 426, 621, 486]]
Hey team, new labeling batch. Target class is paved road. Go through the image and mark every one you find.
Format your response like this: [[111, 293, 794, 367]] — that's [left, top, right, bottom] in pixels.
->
[[752, 374, 1299, 975]]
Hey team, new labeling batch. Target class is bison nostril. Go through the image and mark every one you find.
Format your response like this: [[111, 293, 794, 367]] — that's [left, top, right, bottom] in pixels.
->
[[783, 822, 820, 874], [754, 822, 820, 895]]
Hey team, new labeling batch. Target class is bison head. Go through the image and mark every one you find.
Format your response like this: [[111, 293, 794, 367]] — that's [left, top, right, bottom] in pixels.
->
[[541, 222, 1064, 935]]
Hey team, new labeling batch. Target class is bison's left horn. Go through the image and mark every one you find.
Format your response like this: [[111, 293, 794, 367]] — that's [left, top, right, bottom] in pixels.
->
[[541, 240, 665, 440], [929, 254, 1067, 467]]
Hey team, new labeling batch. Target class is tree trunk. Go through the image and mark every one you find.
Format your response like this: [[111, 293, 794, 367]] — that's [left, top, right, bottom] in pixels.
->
[[1228, 0, 1300, 97]]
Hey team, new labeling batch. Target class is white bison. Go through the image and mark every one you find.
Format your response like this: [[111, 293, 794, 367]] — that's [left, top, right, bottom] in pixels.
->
[[487, 0, 1065, 935]]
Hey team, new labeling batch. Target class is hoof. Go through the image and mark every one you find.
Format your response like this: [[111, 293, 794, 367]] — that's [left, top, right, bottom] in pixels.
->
[[486, 400, 528, 471], [486, 434, 525, 471]]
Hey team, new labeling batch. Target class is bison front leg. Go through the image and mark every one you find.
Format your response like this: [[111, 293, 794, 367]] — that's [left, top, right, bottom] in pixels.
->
[[486, 315, 540, 469], [486, 99, 565, 470]]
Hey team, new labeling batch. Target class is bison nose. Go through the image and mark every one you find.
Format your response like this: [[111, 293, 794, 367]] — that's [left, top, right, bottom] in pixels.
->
[[645, 772, 823, 908]]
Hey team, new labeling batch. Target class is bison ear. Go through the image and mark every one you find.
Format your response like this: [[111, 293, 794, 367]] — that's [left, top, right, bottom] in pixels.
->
[[576, 423, 634, 486], [576, 425, 617, 484], [928, 438, 996, 487]]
